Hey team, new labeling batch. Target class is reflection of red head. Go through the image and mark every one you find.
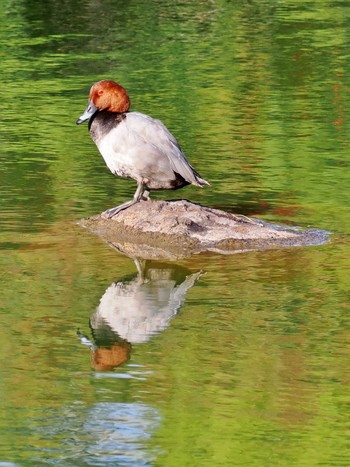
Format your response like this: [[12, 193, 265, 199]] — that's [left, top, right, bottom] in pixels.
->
[[91, 341, 131, 371]]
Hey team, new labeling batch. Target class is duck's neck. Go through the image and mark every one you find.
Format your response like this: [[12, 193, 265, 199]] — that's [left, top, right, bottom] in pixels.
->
[[89, 110, 128, 142]]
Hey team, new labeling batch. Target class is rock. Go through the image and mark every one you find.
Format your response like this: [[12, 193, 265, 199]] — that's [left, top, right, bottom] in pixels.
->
[[79, 199, 330, 260]]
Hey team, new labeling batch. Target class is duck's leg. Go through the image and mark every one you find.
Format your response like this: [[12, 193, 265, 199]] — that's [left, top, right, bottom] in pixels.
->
[[142, 189, 150, 201], [104, 181, 145, 218]]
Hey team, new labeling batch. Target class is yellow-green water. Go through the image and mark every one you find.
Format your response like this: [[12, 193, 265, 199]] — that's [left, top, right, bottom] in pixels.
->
[[1, 0, 350, 465]]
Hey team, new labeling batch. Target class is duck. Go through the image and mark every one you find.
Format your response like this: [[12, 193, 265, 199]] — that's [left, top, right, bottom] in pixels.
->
[[76, 80, 209, 217]]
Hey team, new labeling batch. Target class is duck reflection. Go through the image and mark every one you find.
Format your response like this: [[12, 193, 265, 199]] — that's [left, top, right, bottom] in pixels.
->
[[79, 260, 202, 370]]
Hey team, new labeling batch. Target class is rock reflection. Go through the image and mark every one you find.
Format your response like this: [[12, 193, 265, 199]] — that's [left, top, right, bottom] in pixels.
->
[[79, 260, 202, 370]]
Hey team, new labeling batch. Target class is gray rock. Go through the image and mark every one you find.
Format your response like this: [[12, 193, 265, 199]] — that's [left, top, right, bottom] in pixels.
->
[[79, 199, 330, 260]]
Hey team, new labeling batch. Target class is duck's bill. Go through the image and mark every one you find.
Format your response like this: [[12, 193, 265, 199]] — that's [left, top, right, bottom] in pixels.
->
[[76, 100, 98, 124]]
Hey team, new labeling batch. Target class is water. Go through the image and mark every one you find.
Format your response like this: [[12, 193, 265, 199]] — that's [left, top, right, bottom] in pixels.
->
[[1, 0, 350, 465]]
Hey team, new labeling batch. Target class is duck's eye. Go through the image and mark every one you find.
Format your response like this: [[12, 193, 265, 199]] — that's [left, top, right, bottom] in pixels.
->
[[97, 90, 104, 96]]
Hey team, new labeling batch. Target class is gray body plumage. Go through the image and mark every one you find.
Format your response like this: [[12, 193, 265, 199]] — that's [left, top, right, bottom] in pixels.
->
[[90, 110, 209, 190]]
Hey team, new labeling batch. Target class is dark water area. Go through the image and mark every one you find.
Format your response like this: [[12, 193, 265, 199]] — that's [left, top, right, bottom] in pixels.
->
[[1, 0, 350, 465]]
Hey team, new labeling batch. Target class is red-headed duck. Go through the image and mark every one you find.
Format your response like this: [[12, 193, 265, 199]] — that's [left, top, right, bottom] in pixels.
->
[[76, 80, 209, 217]]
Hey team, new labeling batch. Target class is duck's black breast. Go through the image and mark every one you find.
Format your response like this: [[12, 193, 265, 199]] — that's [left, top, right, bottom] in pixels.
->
[[89, 110, 127, 143]]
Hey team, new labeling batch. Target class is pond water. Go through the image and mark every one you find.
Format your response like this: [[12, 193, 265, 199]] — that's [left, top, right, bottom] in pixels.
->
[[1, 0, 350, 465]]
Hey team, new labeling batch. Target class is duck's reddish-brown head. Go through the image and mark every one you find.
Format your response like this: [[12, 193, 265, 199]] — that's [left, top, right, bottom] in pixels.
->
[[90, 80, 130, 112], [76, 80, 131, 124]]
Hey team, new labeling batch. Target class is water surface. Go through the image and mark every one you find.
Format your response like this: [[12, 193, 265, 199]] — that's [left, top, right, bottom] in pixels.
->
[[1, 0, 350, 465]]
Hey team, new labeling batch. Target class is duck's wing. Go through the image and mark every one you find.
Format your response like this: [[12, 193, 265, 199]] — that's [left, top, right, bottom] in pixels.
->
[[126, 112, 209, 186]]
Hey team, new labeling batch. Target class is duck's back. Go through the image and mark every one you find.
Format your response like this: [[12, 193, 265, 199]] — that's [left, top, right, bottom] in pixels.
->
[[90, 111, 208, 190]]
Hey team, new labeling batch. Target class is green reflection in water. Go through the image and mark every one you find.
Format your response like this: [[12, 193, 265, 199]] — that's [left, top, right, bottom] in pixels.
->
[[1, 0, 350, 465]]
